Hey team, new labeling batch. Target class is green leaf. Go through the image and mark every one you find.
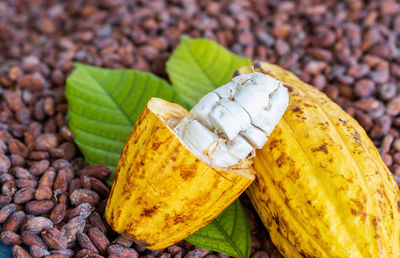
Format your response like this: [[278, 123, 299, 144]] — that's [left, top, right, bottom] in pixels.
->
[[166, 36, 251, 107], [65, 63, 188, 186], [186, 200, 251, 258]]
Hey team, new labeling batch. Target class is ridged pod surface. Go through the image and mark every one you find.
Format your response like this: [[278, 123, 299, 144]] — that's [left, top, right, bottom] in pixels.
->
[[239, 62, 400, 257], [105, 98, 255, 250]]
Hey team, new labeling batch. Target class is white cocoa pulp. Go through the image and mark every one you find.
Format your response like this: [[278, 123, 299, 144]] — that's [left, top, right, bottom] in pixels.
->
[[168, 72, 289, 167]]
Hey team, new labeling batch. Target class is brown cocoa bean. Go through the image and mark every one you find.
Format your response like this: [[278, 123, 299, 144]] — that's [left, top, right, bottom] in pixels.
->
[[16, 179, 38, 188], [70, 189, 100, 207], [90, 177, 110, 198], [42, 227, 68, 250], [13, 245, 32, 258], [78, 165, 111, 180], [8, 139, 29, 158], [34, 133, 58, 151], [0, 203, 20, 223], [14, 187, 35, 204], [25, 200, 54, 215], [21, 216, 53, 234], [30, 245, 50, 258], [88, 212, 107, 233], [21, 230, 48, 249], [2, 181, 16, 197], [0, 153, 11, 173], [108, 244, 138, 257], [61, 215, 86, 243], [53, 169, 69, 193], [80, 174, 91, 189], [69, 203, 94, 219], [112, 235, 133, 247], [49, 249, 74, 257], [0, 194, 11, 206], [69, 178, 81, 194], [35, 186, 53, 200], [49, 202, 67, 224], [0, 230, 22, 246], [3, 210, 25, 232], [88, 226, 110, 254], [39, 169, 56, 188], [14, 167, 34, 179], [77, 232, 99, 253], [29, 160, 50, 176], [29, 151, 50, 160]]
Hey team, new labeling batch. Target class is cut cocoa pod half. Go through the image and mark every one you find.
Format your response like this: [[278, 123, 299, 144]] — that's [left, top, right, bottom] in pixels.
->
[[105, 98, 256, 249]]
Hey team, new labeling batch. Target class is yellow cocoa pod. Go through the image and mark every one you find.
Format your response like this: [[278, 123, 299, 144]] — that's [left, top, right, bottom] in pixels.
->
[[105, 98, 255, 250], [239, 62, 400, 257]]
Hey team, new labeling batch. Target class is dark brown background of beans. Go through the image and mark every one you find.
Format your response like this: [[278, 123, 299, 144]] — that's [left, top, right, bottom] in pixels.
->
[[0, 0, 400, 257]]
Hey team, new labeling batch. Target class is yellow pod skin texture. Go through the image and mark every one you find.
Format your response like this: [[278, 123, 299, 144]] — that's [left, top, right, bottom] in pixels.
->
[[105, 98, 255, 250], [239, 62, 400, 258]]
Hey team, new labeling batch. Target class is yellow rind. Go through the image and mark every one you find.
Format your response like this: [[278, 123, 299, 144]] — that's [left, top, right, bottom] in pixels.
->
[[240, 62, 400, 258], [105, 98, 254, 250]]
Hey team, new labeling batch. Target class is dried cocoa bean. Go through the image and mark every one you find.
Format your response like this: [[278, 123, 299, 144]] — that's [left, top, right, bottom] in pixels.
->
[[3, 210, 25, 232], [90, 177, 110, 197], [29, 160, 50, 176], [108, 244, 138, 257], [78, 165, 111, 180], [25, 200, 54, 215], [0, 153, 11, 173], [14, 187, 35, 204], [88, 226, 110, 254], [69, 203, 94, 219], [88, 212, 107, 233], [61, 215, 86, 243], [42, 227, 68, 250], [70, 189, 100, 207], [34, 133, 58, 151], [39, 169, 56, 188], [113, 235, 133, 247], [80, 174, 91, 189], [2, 181, 16, 197], [53, 169, 69, 193], [30, 245, 50, 258], [16, 179, 38, 188], [0, 230, 22, 246], [0, 203, 20, 223], [35, 186, 53, 200], [69, 178, 81, 194], [14, 167, 34, 179], [50, 249, 74, 257], [21, 216, 53, 234], [13, 245, 32, 258], [8, 139, 29, 158], [77, 232, 99, 253], [21, 230, 48, 249], [49, 202, 67, 224], [29, 151, 50, 160], [0, 194, 11, 206]]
